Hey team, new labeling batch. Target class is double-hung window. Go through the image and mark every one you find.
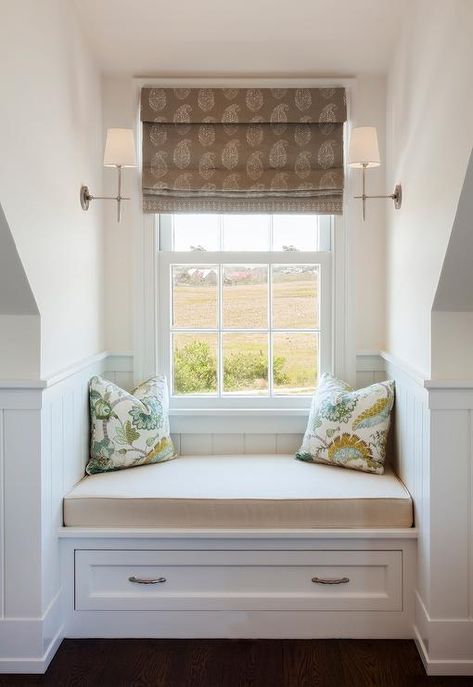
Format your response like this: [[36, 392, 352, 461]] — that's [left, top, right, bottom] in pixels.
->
[[158, 213, 332, 410]]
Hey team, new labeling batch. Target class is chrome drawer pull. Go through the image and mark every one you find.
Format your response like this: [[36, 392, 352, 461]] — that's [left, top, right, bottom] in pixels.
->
[[128, 576, 166, 585], [312, 576, 350, 585]]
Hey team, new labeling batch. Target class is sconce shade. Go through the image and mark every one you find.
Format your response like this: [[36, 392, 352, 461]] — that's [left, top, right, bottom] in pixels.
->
[[103, 128, 137, 167], [348, 126, 381, 168]]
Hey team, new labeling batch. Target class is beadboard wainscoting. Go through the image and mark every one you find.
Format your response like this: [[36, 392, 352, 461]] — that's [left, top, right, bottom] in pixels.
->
[[0, 350, 386, 672], [415, 381, 473, 675], [383, 354, 473, 676], [0, 352, 130, 673], [1, 350, 471, 674]]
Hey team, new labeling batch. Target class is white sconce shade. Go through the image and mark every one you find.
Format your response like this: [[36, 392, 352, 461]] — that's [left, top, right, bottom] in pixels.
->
[[348, 126, 381, 168], [80, 127, 136, 222], [103, 128, 137, 167]]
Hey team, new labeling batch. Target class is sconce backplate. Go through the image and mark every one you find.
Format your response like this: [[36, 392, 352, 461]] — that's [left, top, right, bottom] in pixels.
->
[[393, 184, 402, 210], [80, 185, 91, 211]]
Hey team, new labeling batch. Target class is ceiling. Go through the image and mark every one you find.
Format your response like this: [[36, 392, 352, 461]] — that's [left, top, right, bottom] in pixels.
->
[[73, 0, 405, 77]]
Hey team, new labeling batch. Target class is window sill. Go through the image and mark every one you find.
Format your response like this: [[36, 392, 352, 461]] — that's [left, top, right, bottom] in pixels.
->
[[169, 408, 309, 434]]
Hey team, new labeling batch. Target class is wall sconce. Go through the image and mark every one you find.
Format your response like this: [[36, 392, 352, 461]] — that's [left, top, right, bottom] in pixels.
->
[[348, 126, 402, 221], [80, 128, 137, 222]]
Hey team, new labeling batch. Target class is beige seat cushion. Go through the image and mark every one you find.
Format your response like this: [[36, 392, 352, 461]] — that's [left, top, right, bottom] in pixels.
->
[[64, 454, 413, 529]]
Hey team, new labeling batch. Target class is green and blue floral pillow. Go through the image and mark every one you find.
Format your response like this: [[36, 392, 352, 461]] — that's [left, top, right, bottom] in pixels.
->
[[296, 373, 394, 474], [86, 375, 176, 475]]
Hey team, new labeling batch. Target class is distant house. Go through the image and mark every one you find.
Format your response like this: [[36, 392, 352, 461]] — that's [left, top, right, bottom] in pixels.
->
[[187, 268, 217, 285]]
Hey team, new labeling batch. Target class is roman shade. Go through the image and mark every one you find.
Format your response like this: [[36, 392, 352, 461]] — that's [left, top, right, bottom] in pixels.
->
[[141, 87, 347, 214]]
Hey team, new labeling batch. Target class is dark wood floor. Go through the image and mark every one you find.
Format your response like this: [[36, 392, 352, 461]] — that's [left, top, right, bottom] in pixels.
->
[[1, 639, 472, 687]]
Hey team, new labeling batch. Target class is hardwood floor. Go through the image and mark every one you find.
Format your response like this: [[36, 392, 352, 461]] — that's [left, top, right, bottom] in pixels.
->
[[1, 639, 472, 687]]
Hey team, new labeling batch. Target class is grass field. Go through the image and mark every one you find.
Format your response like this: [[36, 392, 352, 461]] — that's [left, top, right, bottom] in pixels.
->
[[172, 272, 319, 395]]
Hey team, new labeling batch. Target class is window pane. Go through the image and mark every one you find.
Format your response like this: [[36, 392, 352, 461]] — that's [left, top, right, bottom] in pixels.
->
[[172, 265, 218, 329], [272, 332, 318, 395], [272, 215, 318, 252], [223, 333, 268, 394], [223, 265, 268, 329], [272, 265, 319, 329], [172, 333, 217, 395], [223, 215, 270, 251], [173, 214, 220, 251]]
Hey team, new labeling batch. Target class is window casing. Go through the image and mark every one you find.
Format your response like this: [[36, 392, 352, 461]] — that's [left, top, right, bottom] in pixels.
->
[[157, 214, 333, 410]]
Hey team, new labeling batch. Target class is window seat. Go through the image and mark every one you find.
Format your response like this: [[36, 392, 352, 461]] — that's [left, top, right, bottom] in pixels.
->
[[64, 454, 413, 529]]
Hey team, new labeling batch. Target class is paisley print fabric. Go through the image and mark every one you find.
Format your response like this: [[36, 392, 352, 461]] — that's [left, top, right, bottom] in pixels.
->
[[86, 376, 176, 475], [140, 88, 347, 214], [296, 373, 395, 474]]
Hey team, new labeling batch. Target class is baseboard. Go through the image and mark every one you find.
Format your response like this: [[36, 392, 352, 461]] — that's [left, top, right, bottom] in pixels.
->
[[414, 593, 473, 676], [0, 592, 64, 674], [415, 626, 473, 676], [0, 625, 63, 674]]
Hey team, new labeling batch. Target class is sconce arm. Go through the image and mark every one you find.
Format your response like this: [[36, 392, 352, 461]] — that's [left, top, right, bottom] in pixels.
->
[[86, 194, 131, 202]]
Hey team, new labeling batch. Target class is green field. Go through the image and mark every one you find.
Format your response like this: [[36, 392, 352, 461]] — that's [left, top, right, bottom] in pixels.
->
[[172, 273, 319, 395]]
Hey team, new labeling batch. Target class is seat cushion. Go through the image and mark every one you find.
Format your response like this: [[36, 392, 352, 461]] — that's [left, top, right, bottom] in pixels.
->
[[64, 454, 413, 529]]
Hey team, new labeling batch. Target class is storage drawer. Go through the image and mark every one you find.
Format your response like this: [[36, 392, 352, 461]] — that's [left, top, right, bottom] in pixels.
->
[[75, 549, 402, 612]]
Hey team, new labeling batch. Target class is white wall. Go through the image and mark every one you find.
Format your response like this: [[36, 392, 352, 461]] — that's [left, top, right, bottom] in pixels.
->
[[385, 0, 473, 377], [0, 0, 105, 379], [102, 75, 388, 359], [102, 77, 136, 355], [351, 75, 387, 353]]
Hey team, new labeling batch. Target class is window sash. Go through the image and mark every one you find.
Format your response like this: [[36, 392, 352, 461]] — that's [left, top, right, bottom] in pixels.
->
[[158, 213, 332, 253], [157, 249, 332, 409]]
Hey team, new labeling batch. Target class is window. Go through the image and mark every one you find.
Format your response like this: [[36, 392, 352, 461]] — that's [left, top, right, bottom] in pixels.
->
[[158, 214, 332, 409]]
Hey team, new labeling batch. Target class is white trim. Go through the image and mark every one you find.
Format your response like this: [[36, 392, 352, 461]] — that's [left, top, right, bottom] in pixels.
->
[[356, 351, 386, 372], [135, 77, 357, 88], [134, 214, 159, 385], [0, 628, 62, 674], [414, 592, 473, 676], [0, 590, 63, 674], [0, 379, 47, 390], [58, 527, 418, 540], [0, 350, 133, 391], [415, 629, 473, 677], [380, 350, 426, 388], [425, 379, 473, 389]]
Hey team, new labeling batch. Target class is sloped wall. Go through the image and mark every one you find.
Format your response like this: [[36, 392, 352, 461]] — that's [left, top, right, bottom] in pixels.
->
[[431, 150, 473, 379], [385, 0, 473, 377], [0, 0, 105, 379], [0, 202, 40, 379]]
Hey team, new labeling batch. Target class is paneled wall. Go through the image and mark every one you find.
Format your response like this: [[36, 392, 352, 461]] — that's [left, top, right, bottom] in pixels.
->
[[2, 350, 471, 673], [0, 349, 388, 670], [383, 354, 473, 675], [0, 353, 113, 672]]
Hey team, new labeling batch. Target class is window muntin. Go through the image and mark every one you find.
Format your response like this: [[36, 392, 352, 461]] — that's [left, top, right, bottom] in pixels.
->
[[158, 214, 332, 409]]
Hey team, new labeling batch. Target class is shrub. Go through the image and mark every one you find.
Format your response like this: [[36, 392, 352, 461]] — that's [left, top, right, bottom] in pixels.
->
[[174, 341, 217, 394], [173, 341, 289, 394]]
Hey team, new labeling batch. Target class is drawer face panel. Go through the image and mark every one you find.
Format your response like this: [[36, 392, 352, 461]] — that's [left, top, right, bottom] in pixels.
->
[[75, 549, 402, 612]]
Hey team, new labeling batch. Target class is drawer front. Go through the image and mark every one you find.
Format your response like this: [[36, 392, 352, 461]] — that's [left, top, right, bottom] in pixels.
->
[[75, 549, 402, 612]]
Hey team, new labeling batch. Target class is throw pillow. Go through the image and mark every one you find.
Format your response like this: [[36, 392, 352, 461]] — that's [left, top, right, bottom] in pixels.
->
[[296, 373, 394, 474], [87, 375, 176, 474]]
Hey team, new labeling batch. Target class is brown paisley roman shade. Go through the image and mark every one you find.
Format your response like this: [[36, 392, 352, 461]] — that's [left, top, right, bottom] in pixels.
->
[[141, 87, 347, 214]]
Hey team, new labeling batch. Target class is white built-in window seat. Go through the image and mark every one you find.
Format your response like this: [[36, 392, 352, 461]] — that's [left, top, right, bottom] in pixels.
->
[[59, 452, 416, 642], [63, 454, 413, 529]]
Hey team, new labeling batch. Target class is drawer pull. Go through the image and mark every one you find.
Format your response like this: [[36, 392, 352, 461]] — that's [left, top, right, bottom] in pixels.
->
[[128, 576, 166, 585], [312, 576, 350, 585]]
